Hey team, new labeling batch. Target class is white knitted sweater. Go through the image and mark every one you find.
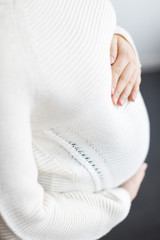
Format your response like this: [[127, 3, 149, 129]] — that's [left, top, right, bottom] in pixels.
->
[[0, 0, 150, 239]]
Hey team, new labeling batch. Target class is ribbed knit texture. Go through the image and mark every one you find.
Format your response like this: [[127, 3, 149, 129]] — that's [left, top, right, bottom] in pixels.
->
[[0, 0, 150, 239]]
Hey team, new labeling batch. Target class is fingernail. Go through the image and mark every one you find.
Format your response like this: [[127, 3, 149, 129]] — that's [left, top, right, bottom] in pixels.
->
[[144, 163, 148, 170], [132, 93, 137, 101], [120, 98, 125, 105], [111, 87, 115, 95], [110, 56, 115, 65], [113, 96, 118, 104]]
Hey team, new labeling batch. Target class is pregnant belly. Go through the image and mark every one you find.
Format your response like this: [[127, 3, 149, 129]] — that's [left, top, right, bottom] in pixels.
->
[[31, 87, 150, 193]]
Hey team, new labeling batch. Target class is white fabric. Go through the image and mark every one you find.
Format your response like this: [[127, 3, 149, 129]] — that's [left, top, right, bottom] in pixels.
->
[[0, 0, 150, 239]]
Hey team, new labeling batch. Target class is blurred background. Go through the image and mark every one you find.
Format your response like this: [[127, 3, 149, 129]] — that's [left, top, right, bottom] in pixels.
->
[[101, 1, 160, 239]]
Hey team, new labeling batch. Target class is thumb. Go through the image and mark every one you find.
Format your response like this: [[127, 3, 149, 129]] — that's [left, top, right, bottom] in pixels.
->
[[110, 35, 118, 65]]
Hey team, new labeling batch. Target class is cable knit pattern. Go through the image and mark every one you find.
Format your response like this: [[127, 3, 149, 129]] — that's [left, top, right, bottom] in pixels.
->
[[0, 0, 150, 239]]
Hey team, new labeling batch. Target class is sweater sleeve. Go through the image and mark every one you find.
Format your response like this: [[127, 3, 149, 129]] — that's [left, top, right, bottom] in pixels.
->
[[114, 25, 142, 68], [0, 5, 131, 240]]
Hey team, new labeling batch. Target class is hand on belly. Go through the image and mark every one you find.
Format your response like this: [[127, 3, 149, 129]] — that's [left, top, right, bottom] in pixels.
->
[[109, 34, 141, 106]]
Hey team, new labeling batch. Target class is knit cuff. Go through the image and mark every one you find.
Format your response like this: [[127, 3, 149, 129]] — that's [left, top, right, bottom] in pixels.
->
[[113, 187, 132, 221], [102, 186, 132, 220]]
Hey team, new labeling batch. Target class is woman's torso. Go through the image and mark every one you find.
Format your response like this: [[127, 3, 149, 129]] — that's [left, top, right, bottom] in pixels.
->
[[14, 0, 150, 193]]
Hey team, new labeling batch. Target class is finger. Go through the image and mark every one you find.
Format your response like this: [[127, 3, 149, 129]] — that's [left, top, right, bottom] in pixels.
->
[[140, 163, 148, 173], [135, 163, 148, 178], [143, 163, 148, 170], [133, 164, 147, 186], [134, 172, 146, 200], [110, 36, 118, 65], [111, 53, 129, 96], [129, 74, 141, 102], [112, 61, 136, 105], [136, 171, 146, 189], [117, 68, 138, 106]]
